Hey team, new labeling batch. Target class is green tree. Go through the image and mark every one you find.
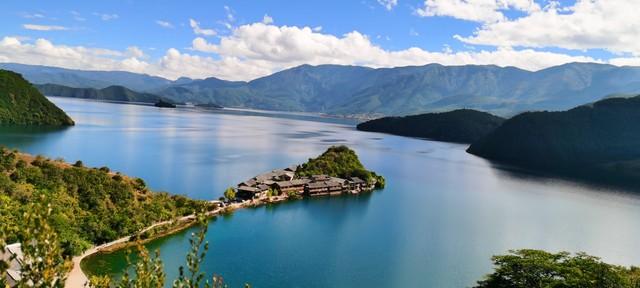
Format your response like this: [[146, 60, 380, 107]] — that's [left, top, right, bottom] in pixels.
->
[[7, 197, 69, 288], [476, 249, 639, 288], [223, 188, 236, 201]]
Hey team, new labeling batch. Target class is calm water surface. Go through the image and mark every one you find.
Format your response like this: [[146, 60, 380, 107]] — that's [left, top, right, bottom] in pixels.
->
[[2, 97, 640, 287]]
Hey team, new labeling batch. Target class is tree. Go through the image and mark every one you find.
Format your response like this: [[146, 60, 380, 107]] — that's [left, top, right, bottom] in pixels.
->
[[475, 249, 638, 288], [3, 197, 69, 288], [223, 188, 236, 201]]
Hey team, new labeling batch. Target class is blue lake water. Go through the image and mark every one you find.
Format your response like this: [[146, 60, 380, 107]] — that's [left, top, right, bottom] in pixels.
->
[[2, 97, 640, 287]]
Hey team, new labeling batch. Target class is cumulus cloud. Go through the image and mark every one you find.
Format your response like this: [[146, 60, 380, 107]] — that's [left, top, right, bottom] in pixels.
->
[[455, 0, 640, 56], [377, 0, 398, 10], [23, 24, 68, 31], [189, 19, 216, 36], [156, 20, 173, 28], [126, 46, 145, 58], [416, 0, 540, 23], [262, 14, 274, 24]]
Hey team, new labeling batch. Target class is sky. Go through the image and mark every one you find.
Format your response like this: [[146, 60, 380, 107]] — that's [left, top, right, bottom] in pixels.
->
[[0, 0, 639, 81]]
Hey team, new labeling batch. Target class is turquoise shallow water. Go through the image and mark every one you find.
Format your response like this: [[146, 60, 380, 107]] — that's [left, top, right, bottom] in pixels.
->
[[2, 97, 640, 287]]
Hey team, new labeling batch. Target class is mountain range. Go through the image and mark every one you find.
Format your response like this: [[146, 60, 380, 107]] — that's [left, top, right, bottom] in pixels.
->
[[5, 62, 640, 117]]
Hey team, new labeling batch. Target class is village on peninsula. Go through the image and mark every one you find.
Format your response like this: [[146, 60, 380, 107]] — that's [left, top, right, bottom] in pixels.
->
[[226, 145, 385, 203]]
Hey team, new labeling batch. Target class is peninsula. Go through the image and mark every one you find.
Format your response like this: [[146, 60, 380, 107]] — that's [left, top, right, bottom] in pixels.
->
[[233, 146, 384, 201], [357, 109, 505, 143], [467, 95, 640, 187], [0, 145, 383, 286]]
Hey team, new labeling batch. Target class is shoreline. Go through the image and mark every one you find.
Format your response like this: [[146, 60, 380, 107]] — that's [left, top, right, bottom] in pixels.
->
[[65, 195, 291, 287]]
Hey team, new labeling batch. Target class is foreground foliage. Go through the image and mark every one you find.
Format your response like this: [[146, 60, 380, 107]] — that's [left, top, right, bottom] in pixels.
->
[[296, 146, 385, 188], [0, 70, 74, 126], [0, 147, 209, 256], [476, 249, 640, 288], [1, 198, 247, 287]]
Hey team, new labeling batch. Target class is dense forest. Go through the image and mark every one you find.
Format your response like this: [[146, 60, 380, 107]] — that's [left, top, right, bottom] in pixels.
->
[[467, 95, 640, 184], [0, 70, 74, 126], [357, 109, 505, 143], [0, 147, 210, 256], [296, 146, 385, 188]]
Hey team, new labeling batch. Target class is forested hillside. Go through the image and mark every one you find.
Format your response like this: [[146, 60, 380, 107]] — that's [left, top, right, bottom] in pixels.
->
[[36, 83, 164, 103], [468, 95, 640, 184], [0, 147, 209, 256], [357, 109, 505, 143], [0, 70, 74, 125]]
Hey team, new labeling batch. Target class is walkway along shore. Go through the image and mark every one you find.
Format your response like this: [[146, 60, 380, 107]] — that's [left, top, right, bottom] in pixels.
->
[[65, 195, 290, 287]]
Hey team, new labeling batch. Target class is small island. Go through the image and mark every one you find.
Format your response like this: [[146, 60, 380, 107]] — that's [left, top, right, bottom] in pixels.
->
[[230, 146, 385, 202], [154, 99, 177, 108], [356, 109, 505, 144]]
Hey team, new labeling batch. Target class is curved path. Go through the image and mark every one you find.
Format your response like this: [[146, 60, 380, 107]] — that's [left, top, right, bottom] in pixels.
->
[[64, 200, 259, 287]]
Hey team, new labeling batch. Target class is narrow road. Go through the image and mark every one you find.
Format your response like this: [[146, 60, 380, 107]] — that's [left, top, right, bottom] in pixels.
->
[[64, 207, 228, 287]]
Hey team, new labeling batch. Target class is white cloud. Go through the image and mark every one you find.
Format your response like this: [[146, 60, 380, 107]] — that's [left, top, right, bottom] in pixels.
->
[[224, 6, 235, 22], [156, 20, 174, 28], [23, 24, 68, 31], [455, 0, 640, 56], [262, 14, 274, 24], [377, 0, 398, 10], [94, 13, 119, 21], [313, 26, 323, 32], [70, 11, 86, 21], [21, 12, 45, 19], [189, 19, 216, 36], [126, 46, 145, 58], [218, 6, 237, 31], [416, 0, 540, 23], [189, 22, 601, 80]]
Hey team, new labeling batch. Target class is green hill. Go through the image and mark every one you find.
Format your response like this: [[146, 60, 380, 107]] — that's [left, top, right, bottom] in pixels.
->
[[467, 95, 640, 184], [296, 146, 385, 188], [357, 109, 505, 143], [0, 148, 209, 256], [36, 83, 164, 103], [0, 70, 73, 126]]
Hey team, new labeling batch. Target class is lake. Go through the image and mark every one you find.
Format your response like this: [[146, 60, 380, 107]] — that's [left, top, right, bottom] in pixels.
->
[[2, 97, 640, 287]]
